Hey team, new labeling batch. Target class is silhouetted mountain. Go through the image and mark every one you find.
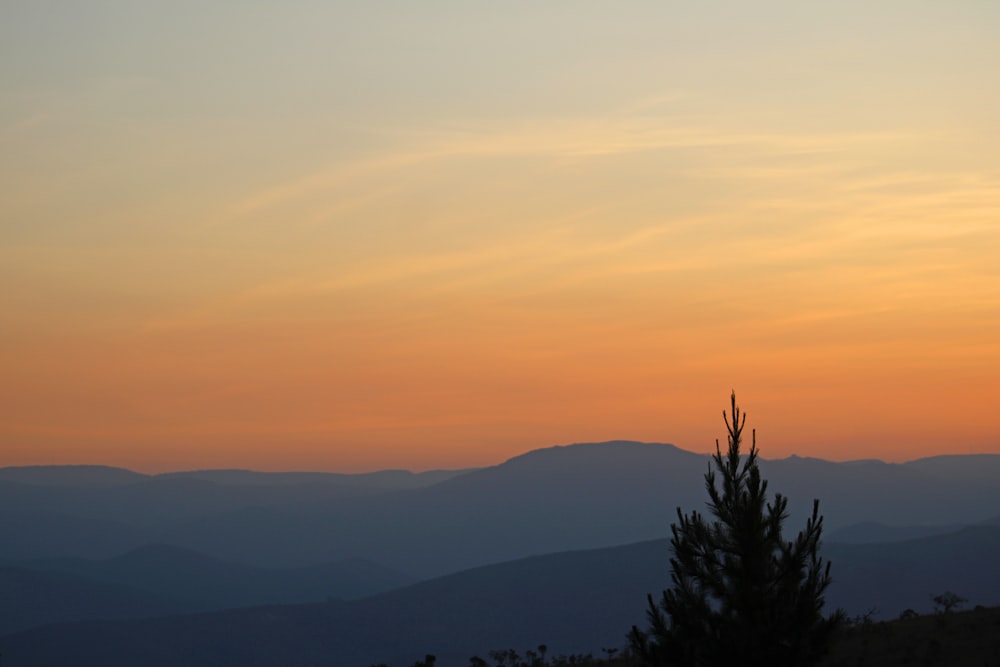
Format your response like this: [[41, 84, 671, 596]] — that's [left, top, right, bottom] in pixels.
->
[[3, 443, 999, 578], [0, 565, 186, 635], [823, 525, 1000, 617], [16, 544, 414, 612], [156, 443, 1000, 576], [0, 464, 469, 490], [758, 454, 1000, 530], [155, 441, 709, 574], [155, 467, 470, 490], [0, 541, 660, 667], [0, 464, 147, 487], [0, 465, 470, 531], [902, 454, 1000, 480], [4, 526, 998, 667], [0, 508, 149, 561], [825, 521, 965, 544]]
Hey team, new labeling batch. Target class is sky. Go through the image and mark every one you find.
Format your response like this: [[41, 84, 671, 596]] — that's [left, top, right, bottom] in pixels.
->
[[2, 1, 999, 472]]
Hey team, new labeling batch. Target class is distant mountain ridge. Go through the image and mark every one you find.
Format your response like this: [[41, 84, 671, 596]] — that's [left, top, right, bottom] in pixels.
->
[[0, 464, 148, 487], [0, 464, 471, 489], [6, 442, 993, 481], [2, 441, 999, 577], [825, 521, 966, 544], [0, 565, 186, 636], [17, 542, 413, 606], [155, 468, 468, 487], [3, 543, 413, 635], [2, 441, 999, 665], [4, 525, 998, 667]]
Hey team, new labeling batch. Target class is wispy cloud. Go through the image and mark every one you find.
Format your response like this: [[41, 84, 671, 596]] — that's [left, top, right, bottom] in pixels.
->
[[220, 111, 916, 223]]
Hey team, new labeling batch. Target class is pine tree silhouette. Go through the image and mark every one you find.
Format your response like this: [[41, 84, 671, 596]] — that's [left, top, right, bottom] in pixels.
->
[[630, 392, 844, 667]]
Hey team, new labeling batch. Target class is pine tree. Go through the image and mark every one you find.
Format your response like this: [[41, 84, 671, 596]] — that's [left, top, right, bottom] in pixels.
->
[[630, 392, 843, 667]]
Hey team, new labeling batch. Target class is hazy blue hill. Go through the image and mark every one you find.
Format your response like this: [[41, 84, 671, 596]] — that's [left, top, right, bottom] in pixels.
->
[[0, 541, 664, 667], [3, 443, 999, 577], [421, 441, 708, 511], [18, 544, 415, 611], [0, 507, 149, 561], [758, 454, 1000, 529], [422, 445, 1000, 540], [826, 521, 965, 544], [5, 526, 999, 667], [0, 464, 469, 491], [155, 467, 470, 489], [824, 525, 1000, 616], [0, 476, 263, 528], [0, 465, 148, 486], [0, 602, 345, 667], [343, 539, 668, 665], [301, 556, 418, 599], [155, 441, 708, 575], [0, 565, 187, 635], [903, 453, 1000, 480], [392, 441, 707, 567], [0, 468, 471, 529], [0, 466, 478, 564]]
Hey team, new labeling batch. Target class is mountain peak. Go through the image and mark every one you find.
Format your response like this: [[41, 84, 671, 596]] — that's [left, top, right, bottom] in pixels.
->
[[501, 440, 696, 465]]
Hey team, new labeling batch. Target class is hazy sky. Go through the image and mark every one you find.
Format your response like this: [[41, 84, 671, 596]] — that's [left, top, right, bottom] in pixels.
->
[[2, 1, 999, 471]]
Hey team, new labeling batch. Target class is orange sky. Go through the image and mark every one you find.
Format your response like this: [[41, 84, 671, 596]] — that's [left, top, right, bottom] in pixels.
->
[[2, 2, 999, 472]]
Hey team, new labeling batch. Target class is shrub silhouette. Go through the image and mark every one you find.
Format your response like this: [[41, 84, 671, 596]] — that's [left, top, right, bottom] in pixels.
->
[[478, 646, 604, 666], [629, 392, 844, 667], [931, 591, 967, 613]]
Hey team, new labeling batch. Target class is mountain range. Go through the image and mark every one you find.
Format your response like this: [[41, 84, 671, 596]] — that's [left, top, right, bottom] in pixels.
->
[[2, 441, 998, 665], [4, 442, 999, 576], [3, 526, 998, 666], [5, 543, 413, 631]]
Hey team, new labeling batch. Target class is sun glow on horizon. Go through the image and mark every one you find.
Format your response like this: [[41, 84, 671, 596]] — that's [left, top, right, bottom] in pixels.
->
[[2, 1, 999, 472]]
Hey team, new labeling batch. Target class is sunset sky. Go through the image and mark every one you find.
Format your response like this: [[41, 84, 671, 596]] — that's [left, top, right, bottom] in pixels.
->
[[2, 1, 998, 472]]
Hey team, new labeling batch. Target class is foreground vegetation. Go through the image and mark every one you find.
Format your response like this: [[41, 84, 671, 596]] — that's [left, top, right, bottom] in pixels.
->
[[818, 604, 1000, 667], [395, 606, 998, 667]]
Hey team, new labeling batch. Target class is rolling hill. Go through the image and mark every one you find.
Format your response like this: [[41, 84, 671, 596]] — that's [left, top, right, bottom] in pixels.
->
[[14, 543, 414, 610], [3, 525, 998, 667], [0, 565, 186, 635], [4, 442, 999, 579]]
